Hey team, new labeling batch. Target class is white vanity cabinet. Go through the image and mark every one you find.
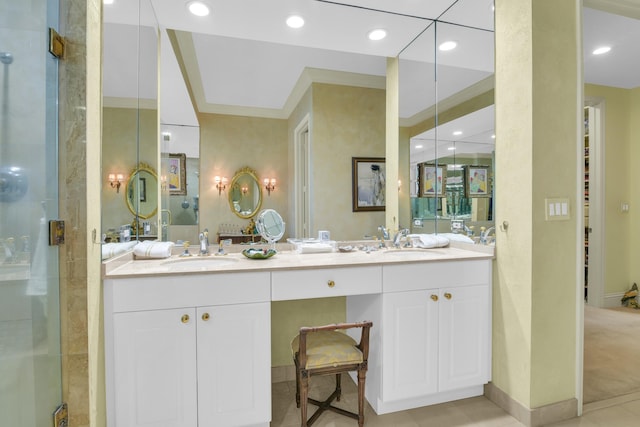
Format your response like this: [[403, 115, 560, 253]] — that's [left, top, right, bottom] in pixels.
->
[[104, 272, 272, 427], [347, 259, 492, 414]]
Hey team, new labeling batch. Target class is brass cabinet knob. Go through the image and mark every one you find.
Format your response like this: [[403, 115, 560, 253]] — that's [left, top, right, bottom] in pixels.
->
[[181, 314, 190, 324], [430, 294, 438, 301], [444, 292, 452, 300], [202, 312, 210, 321], [327, 280, 335, 288]]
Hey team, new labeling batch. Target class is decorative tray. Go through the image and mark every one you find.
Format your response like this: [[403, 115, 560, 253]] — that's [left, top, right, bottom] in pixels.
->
[[241, 248, 277, 260]]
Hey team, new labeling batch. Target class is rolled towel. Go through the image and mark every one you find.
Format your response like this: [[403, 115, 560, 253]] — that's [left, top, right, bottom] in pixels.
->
[[102, 241, 139, 259], [133, 240, 175, 259], [408, 234, 450, 248]]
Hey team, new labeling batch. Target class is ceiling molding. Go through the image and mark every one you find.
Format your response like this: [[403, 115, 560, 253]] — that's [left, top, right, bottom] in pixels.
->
[[400, 75, 495, 128], [584, 0, 640, 19]]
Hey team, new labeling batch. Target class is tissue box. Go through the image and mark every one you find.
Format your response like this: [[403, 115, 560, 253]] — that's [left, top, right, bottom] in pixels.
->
[[288, 238, 336, 254]]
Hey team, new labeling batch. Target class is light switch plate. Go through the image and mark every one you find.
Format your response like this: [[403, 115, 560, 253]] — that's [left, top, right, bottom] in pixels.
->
[[545, 198, 570, 221]]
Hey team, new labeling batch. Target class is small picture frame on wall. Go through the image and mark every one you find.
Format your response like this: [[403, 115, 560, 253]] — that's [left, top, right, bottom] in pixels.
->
[[465, 166, 490, 197], [419, 163, 446, 197], [352, 157, 386, 212], [168, 153, 187, 195]]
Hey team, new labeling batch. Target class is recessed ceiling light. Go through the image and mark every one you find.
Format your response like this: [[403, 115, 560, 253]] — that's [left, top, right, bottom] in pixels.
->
[[415, 144, 423, 149], [491, 134, 496, 139], [453, 130, 463, 136], [103, 0, 114, 4], [187, 1, 210, 17], [368, 29, 387, 41], [286, 15, 305, 29], [448, 146, 456, 151], [439, 41, 457, 51], [592, 46, 611, 55]]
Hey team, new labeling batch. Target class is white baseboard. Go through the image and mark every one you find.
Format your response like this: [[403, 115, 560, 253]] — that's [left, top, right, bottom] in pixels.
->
[[604, 292, 626, 308]]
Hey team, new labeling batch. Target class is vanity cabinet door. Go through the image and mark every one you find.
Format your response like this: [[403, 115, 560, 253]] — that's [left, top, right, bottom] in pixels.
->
[[380, 285, 490, 403], [382, 290, 439, 401], [196, 302, 271, 427], [438, 284, 490, 392], [112, 308, 198, 427]]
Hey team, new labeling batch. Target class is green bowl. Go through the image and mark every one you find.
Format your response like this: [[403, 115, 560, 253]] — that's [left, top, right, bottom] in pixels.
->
[[242, 248, 277, 260]]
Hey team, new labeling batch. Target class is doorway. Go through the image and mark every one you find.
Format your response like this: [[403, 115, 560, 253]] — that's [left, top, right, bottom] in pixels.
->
[[0, 0, 63, 424]]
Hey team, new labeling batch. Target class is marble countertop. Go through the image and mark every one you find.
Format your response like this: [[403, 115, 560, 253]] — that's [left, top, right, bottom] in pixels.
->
[[103, 241, 494, 279]]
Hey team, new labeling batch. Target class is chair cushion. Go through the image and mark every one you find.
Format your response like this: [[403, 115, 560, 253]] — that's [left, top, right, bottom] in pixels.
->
[[292, 330, 363, 369]]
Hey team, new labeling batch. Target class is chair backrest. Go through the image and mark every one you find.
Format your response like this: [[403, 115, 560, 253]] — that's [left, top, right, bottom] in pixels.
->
[[296, 321, 373, 370]]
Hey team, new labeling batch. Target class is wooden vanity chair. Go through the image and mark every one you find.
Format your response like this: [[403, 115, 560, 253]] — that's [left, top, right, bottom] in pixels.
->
[[291, 321, 373, 427]]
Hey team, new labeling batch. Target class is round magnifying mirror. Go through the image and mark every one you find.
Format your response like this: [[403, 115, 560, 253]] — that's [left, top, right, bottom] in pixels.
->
[[125, 163, 158, 220], [256, 209, 285, 246], [228, 167, 263, 219]]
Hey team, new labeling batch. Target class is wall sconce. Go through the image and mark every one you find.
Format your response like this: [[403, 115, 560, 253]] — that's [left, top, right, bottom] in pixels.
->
[[398, 179, 402, 191], [241, 185, 248, 196], [108, 173, 124, 193], [161, 175, 167, 191], [263, 178, 276, 196], [214, 176, 228, 195]]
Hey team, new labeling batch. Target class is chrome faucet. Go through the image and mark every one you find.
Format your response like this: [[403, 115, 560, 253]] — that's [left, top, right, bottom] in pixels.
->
[[480, 226, 495, 244], [199, 228, 210, 255], [378, 225, 389, 240], [393, 228, 410, 248]]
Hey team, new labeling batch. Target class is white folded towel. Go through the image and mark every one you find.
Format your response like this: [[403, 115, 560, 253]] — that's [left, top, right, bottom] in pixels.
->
[[408, 234, 450, 249], [102, 241, 139, 259], [133, 240, 175, 259]]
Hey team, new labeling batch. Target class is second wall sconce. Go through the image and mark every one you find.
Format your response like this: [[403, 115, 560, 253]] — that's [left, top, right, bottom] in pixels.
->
[[214, 176, 228, 195], [108, 173, 124, 193], [263, 178, 276, 196]]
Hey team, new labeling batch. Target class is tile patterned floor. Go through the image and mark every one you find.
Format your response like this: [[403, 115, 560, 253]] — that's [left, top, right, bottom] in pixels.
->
[[271, 375, 640, 427]]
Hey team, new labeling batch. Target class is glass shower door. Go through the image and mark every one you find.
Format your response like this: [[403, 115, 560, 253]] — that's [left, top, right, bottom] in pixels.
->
[[0, 0, 63, 425]]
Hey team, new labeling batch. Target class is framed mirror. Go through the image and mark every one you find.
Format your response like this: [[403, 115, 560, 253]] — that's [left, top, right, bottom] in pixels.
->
[[126, 163, 158, 219], [228, 167, 263, 219]]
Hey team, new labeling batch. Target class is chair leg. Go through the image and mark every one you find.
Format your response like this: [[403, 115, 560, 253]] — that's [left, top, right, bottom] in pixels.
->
[[357, 368, 367, 427], [335, 373, 342, 402], [300, 373, 309, 427], [295, 367, 301, 408]]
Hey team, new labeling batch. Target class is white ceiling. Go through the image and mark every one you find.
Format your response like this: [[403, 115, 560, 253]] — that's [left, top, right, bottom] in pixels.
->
[[103, 0, 640, 158]]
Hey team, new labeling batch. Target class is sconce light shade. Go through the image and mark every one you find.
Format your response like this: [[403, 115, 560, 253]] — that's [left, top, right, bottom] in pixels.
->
[[108, 173, 124, 193], [214, 175, 228, 195], [264, 178, 276, 196]]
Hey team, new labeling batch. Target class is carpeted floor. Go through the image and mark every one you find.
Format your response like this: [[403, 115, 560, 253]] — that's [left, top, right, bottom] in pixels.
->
[[584, 304, 640, 403]]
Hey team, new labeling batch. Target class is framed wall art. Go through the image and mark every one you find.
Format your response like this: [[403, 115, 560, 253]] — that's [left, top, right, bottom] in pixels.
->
[[419, 163, 446, 197], [168, 153, 187, 195], [352, 157, 386, 212], [465, 165, 490, 197]]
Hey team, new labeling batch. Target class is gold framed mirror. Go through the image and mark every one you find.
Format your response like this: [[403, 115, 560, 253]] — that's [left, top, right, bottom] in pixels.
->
[[228, 166, 263, 219], [125, 163, 158, 219]]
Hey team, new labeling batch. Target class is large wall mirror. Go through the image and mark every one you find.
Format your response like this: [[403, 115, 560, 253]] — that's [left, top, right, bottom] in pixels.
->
[[102, 0, 495, 246], [102, 0, 159, 249]]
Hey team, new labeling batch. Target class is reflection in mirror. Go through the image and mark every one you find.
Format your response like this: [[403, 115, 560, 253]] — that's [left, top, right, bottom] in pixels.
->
[[400, 15, 494, 238], [126, 163, 159, 221], [102, 0, 158, 252], [228, 167, 263, 219]]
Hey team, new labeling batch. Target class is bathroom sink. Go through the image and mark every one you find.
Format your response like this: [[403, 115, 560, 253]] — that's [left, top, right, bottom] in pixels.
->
[[161, 256, 238, 271]]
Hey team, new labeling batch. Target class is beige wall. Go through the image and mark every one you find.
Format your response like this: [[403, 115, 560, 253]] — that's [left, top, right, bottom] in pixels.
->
[[312, 83, 386, 240], [493, 0, 578, 411]]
